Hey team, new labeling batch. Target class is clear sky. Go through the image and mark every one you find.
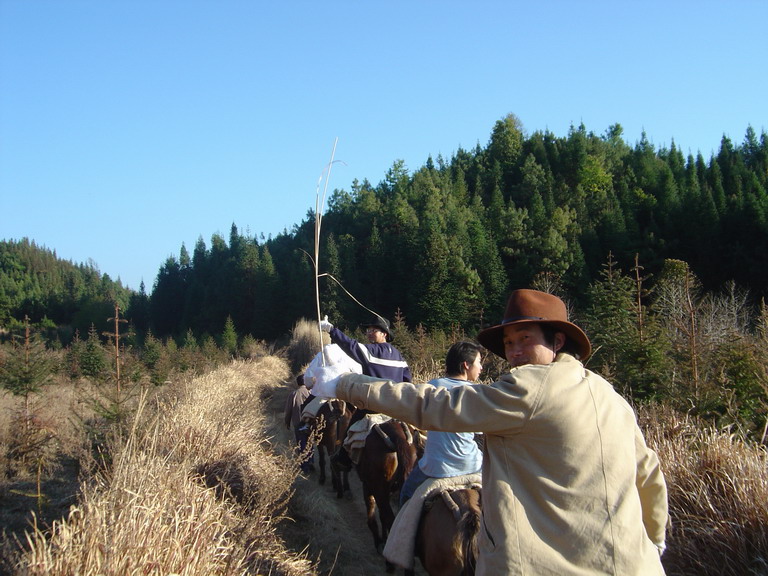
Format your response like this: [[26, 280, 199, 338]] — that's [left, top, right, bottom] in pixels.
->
[[1, 1, 766, 292]]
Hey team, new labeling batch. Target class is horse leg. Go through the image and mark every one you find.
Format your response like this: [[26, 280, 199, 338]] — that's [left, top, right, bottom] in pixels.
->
[[371, 485, 398, 573], [342, 469, 351, 497], [363, 490, 383, 553], [332, 461, 344, 498], [317, 445, 327, 485]]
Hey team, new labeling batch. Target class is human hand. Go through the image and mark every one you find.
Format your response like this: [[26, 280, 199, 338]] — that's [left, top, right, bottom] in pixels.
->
[[319, 315, 333, 333], [304, 344, 362, 397], [308, 363, 348, 398]]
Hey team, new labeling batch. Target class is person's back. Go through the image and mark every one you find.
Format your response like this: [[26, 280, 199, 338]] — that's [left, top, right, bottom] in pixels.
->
[[320, 315, 412, 471], [400, 341, 483, 505], [419, 378, 482, 473], [284, 375, 313, 474]]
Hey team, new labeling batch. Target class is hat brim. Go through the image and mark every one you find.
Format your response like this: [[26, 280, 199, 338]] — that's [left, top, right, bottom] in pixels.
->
[[477, 319, 591, 361], [361, 323, 393, 342]]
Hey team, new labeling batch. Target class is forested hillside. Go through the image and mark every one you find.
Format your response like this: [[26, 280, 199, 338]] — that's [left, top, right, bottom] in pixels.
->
[[0, 238, 135, 342], [2, 112, 768, 574], [150, 115, 768, 341], [2, 115, 767, 346]]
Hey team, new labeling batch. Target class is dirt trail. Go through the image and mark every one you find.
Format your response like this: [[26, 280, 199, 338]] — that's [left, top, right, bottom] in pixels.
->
[[267, 385, 427, 576]]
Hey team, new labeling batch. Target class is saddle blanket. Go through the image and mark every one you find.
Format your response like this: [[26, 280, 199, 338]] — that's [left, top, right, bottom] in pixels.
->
[[300, 396, 328, 422], [383, 472, 482, 570], [343, 413, 392, 463]]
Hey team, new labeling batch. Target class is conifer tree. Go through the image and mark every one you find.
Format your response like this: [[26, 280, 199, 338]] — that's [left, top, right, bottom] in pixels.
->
[[487, 113, 524, 191], [0, 321, 55, 415], [220, 315, 238, 357], [80, 324, 108, 381], [585, 253, 670, 401]]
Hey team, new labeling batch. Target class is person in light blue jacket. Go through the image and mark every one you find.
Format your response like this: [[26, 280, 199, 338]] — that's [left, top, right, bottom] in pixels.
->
[[399, 340, 484, 505]]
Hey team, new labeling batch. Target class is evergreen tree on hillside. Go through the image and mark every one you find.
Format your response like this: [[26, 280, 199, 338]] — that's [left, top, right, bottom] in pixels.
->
[[150, 255, 186, 337], [487, 113, 525, 192], [0, 239, 131, 342], [8, 116, 768, 347]]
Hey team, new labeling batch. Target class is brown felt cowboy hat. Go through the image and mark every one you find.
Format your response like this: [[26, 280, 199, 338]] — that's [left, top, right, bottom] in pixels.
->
[[477, 289, 592, 361]]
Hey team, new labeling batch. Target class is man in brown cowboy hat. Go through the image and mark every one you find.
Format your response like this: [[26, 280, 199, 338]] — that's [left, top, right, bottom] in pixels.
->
[[310, 289, 669, 575]]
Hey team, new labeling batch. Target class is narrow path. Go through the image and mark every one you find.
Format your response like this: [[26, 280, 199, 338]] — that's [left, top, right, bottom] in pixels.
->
[[266, 385, 426, 576]]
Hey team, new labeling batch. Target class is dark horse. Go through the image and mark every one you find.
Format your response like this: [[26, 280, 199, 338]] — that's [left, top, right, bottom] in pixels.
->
[[355, 419, 420, 572], [407, 487, 482, 576], [311, 399, 354, 498]]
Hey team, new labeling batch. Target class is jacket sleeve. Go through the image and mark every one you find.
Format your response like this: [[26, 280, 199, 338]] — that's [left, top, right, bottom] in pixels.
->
[[335, 371, 540, 435], [635, 426, 669, 553], [329, 327, 366, 365]]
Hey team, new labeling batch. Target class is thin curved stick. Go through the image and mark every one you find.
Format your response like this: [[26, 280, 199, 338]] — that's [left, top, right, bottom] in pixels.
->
[[315, 138, 339, 364], [318, 273, 386, 323]]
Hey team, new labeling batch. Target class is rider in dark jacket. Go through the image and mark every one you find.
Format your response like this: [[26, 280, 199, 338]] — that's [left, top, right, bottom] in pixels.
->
[[319, 315, 412, 470]]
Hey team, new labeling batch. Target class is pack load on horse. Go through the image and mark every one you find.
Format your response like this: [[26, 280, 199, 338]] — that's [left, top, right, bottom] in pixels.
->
[[385, 473, 482, 576], [302, 344, 362, 496]]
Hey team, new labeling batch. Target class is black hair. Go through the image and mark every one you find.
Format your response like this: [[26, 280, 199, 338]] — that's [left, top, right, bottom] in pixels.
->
[[445, 341, 483, 377], [540, 325, 577, 355]]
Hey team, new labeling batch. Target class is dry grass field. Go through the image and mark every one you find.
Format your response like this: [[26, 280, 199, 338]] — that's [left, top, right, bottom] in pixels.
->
[[3, 345, 768, 575], [1, 357, 313, 575], [0, 347, 421, 576]]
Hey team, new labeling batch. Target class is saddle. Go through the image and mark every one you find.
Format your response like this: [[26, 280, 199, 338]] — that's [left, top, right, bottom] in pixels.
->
[[342, 413, 392, 464], [383, 473, 482, 570], [300, 396, 327, 422]]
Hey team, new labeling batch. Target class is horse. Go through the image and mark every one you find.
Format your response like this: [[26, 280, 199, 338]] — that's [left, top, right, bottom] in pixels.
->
[[354, 418, 420, 573], [310, 398, 354, 498], [407, 486, 482, 576]]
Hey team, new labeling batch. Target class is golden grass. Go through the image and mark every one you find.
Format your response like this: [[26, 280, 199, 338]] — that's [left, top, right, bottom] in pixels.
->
[[6, 355, 768, 575], [640, 405, 768, 576], [15, 357, 317, 576]]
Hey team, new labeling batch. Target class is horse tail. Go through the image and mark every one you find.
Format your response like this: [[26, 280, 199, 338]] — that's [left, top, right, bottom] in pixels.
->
[[393, 422, 417, 486], [452, 489, 481, 576]]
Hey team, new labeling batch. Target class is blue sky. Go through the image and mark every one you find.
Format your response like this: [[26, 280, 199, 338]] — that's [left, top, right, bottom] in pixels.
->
[[1, 1, 766, 292]]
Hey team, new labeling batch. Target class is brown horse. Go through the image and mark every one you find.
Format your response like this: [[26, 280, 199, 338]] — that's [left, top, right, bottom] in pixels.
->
[[408, 487, 482, 576], [355, 419, 420, 572], [311, 399, 354, 498]]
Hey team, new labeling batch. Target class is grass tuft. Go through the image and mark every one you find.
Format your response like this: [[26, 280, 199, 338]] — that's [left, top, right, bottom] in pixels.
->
[[15, 357, 316, 576]]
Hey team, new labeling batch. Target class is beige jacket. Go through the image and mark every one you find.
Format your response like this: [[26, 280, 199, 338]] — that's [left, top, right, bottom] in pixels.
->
[[336, 353, 667, 575]]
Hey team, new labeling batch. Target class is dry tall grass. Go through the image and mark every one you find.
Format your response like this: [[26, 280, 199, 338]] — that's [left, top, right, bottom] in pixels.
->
[[286, 319, 329, 375], [15, 357, 316, 576], [640, 405, 768, 576], [7, 351, 768, 575]]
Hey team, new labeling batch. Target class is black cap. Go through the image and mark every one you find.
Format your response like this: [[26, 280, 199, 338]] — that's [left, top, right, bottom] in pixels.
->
[[361, 317, 393, 342]]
